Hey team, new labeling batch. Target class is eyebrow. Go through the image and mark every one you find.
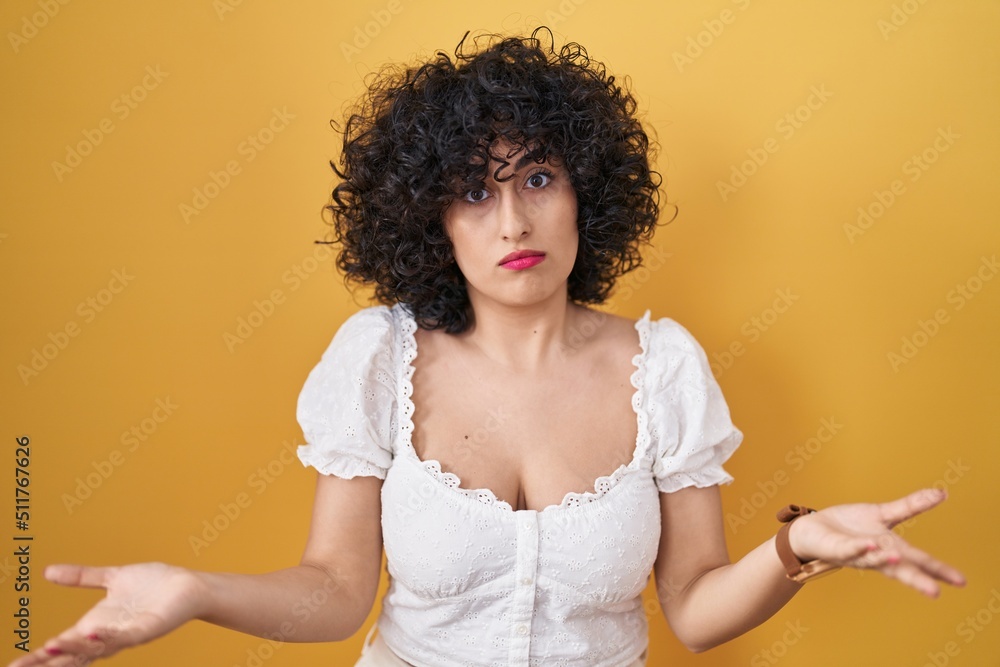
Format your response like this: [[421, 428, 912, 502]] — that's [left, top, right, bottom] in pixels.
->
[[469, 148, 550, 185], [513, 154, 539, 171]]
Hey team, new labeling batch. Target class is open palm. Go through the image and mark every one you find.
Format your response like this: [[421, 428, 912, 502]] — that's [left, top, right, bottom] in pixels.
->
[[8, 562, 204, 666], [788, 488, 966, 596]]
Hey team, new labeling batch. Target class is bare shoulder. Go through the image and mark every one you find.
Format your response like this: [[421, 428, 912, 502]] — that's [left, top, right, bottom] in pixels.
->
[[412, 323, 453, 358], [568, 306, 643, 357]]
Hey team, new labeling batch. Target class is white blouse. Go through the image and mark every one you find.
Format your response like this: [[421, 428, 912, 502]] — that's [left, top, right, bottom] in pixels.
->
[[296, 304, 743, 666]]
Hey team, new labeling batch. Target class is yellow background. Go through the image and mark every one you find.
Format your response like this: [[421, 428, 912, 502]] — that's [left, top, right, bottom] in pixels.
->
[[2, 1, 998, 665]]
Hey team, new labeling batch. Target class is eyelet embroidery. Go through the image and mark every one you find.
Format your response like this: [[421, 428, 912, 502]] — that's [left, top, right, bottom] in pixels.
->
[[392, 304, 654, 513]]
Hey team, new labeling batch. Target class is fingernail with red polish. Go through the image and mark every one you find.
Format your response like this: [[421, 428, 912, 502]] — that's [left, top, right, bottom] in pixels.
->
[[44, 647, 62, 656], [87, 633, 101, 641]]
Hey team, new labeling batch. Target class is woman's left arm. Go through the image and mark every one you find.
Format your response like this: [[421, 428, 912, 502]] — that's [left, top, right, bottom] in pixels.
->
[[654, 485, 967, 653]]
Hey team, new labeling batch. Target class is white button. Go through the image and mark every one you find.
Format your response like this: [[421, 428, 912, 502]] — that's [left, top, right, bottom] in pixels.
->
[[521, 577, 532, 586], [516, 624, 529, 635]]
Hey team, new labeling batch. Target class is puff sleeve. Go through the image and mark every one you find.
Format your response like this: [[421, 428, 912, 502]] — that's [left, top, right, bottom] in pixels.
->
[[643, 317, 743, 493], [296, 306, 397, 479]]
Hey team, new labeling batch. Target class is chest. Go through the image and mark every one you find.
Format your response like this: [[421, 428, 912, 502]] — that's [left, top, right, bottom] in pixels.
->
[[408, 333, 639, 512]]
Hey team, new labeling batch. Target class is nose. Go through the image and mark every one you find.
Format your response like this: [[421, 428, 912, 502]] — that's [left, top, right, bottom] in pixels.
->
[[498, 191, 531, 241]]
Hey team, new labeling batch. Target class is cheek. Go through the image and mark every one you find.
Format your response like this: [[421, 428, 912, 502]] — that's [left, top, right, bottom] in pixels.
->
[[563, 199, 580, 262], [443, 219, 484, 276], [561, 198, 580, 242], [442, 213, 463, 256], [556, 183, 578, 222]]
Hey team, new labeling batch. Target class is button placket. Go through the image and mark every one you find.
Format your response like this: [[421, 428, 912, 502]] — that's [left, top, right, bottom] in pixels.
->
[[507, 510, 539, 665]]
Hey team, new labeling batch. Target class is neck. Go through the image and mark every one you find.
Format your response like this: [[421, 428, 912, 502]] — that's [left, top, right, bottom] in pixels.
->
[[460, 288, 580, 371]]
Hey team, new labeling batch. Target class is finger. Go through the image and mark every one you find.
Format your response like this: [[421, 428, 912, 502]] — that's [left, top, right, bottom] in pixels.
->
[[41, 653, 89, 667], [13, 652, 60, 667], [826, 534, 880, 563], [896, 542, 968, 587], [848, 544, 902, 570], [930, 560, 967, 587], [44, 564, 115, 590], [42, 632, 110, 663], [7, 652, 55, 667], [9, 641, 88, 667], [7, 646, 76, 667], [43, 623, 132, 664], [878, 488, 947, 528], [7, 649, 56, 667], [881, 560, 943, 597]]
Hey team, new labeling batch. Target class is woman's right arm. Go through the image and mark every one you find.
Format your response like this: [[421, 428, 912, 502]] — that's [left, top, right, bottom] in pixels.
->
[[8, 472, 384, 666]]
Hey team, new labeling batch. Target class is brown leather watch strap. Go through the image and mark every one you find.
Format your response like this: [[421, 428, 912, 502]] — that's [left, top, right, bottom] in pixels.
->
[[775, 504, 842, 583]]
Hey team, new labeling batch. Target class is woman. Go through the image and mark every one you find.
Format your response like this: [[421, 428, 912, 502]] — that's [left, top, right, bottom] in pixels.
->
[[10, 28, 965, 667]]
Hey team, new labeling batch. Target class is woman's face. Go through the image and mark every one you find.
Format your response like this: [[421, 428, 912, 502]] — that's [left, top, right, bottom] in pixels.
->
[[443, 142, 579, 313]]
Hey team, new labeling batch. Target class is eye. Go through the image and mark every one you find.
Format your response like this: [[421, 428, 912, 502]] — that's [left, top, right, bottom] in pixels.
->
[[463, 187, 490, 204], [525, 170, 552, 189]]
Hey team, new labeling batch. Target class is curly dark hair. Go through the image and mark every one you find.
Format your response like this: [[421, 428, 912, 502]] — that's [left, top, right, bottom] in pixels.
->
[[322, 26, 666, 333]]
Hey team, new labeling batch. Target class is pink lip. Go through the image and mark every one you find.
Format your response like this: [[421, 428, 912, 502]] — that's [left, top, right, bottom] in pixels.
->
[[499, 250, 546, 270]]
